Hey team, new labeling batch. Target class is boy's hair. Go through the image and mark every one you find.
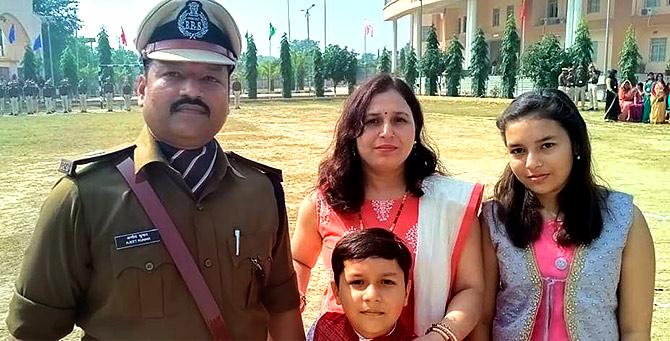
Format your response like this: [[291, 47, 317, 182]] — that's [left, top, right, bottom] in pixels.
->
[[331, 228, 412, 288]]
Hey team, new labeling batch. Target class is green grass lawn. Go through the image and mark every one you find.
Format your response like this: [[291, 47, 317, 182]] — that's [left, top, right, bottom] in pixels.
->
[[0, 97, 668, 338]]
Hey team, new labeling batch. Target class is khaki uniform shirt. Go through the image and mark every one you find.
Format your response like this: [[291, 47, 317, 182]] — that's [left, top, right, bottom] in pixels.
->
[[7, 127, 300, 340]]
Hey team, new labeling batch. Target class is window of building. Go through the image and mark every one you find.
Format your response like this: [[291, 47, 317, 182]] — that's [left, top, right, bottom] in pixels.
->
[[463, 16, 467, 33], [0, 28, 4, 57], [507, 5, 514, 19], [587, 0, 600, 13], [644, 0, 659, 7], [650, 38, 667, 62], [547, 0, 559, 18], [492, 8, 500, 27], [457, 17, 462, 34], [591, 41, 599, 63]]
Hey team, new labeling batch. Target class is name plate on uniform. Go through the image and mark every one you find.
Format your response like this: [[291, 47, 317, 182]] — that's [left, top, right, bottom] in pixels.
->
[[114, 228, 161, 250]]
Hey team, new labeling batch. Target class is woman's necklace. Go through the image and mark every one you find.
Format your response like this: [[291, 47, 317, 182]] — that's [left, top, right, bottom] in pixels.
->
[[358, 191, 408, 232]]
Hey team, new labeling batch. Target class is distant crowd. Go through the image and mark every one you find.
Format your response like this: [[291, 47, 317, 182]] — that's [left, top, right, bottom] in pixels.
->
[[558, 63, 669, 124], [0, 75, 136, 115]]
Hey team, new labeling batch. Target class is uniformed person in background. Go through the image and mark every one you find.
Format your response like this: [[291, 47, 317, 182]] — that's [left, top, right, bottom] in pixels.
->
[[8, 80, 21, 115], [122, 79, 133, 111], [59, 78, 72, 113], [558, 67, 569, 94], [6, 0, 304, 340], [0, 80, 6, 115], [232, 77, 242, 109], [103, 77, 114, 112], [23, 80, 35, 114], [43, 79, 56, 114], [29, 80, 40, 114], [78, 79, 89, 113]]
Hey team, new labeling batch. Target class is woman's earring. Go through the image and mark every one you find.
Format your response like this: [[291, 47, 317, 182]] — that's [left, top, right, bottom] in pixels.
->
[[576, 154, 581, 160]]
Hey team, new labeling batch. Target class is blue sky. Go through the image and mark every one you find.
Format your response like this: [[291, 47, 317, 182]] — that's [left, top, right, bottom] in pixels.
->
[[78, 0, 412, 57]]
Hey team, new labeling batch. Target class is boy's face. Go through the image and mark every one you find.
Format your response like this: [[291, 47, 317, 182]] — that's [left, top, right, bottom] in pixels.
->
[[331, 257, 410, 339]]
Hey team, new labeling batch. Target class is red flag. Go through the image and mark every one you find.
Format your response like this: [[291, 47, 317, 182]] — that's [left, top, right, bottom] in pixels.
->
[[120, 26, 127, 46], [520, 0, 527, 22], [363, 22, 374, 38]]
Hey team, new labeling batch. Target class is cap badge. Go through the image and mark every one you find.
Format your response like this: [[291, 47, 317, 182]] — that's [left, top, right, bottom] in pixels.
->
[[177, 1, 209, 40]]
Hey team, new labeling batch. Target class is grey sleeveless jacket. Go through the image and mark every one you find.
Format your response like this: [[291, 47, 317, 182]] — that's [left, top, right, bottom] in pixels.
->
[[484, 191, 634, 341]]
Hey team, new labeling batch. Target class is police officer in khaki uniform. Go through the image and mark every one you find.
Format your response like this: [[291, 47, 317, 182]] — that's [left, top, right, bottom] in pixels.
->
[[6, 1, 304, 339]]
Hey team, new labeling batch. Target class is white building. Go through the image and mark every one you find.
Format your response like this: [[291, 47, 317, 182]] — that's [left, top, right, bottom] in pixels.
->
[[0, 0, 43, 80]]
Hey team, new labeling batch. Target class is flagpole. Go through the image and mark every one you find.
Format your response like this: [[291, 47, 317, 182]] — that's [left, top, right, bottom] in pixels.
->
[[47, 19, 54, 81], [363, 26, 367, 81], [269, 38, 271, 93]]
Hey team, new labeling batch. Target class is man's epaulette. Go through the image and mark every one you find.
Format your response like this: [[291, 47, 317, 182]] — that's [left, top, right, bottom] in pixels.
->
[[227, 152, 283, 182], [58, 143, 136, 177]]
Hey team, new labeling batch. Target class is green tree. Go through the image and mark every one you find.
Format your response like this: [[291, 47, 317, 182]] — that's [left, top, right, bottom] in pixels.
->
[[113, 48, 140, 88], [21, 46, 39, 82], [570, 19, 593, 70], [500, 13, 520, 98], [345, 50, 358, 93], [618, 25, 642, 84], [292, 52, 307, 90], [404, 47, 418, 92], [520, 34, 568, 88], [361, 52, 377, 79], [378, 47, 392, 74], [34, 0, 81, 82], [97, 27, 114, 84], [313, 47, 325, 97], [323, 44, 350, 95], [60, 46, 78, 84], [290, 39, 319, 90], [258, 58, 280, 92], [397, 43, 409, 77], [419, 25, 444, 96], [280, 33, 293, 98], [470, 28, 491, 97], [245, 33, 258, 99], [444, 35, 464, 97]]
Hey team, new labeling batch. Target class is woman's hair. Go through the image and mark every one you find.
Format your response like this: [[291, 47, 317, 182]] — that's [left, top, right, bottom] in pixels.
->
[[493, 89, 607, 248], [317, 74, 441, 214]]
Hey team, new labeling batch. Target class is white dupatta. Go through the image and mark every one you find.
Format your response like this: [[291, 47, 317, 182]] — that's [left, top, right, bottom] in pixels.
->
[[413, 175, 483, 334]]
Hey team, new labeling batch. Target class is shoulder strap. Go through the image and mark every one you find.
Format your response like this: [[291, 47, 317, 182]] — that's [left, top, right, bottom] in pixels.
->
[[115, 157, 230, 340], [227, 151, 283, 182], [59, 143, 135, 177]]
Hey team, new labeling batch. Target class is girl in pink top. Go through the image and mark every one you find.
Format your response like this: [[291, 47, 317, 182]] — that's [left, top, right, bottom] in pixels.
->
[[472, 89, 655, 340]]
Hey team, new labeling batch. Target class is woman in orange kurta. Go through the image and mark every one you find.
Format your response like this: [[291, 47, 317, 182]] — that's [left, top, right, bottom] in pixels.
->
[[291, 74, 484, 340]]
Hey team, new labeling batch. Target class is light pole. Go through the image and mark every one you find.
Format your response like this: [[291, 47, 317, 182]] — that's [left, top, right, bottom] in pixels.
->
[[323, 0, 327, 49], [40, 16, 55, 82], [603, 0, 611, 73], [301, 4, 316, 41], [287, 0, 291, 40]]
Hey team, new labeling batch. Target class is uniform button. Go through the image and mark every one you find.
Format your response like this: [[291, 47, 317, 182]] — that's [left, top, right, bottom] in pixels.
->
[[204, 258, 213, 268], [145, 261, 155, 272], [196, 204, 204, 211]]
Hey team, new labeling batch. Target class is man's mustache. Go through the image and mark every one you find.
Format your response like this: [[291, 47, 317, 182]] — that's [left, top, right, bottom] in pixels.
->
[[170, 97, 211, 116]]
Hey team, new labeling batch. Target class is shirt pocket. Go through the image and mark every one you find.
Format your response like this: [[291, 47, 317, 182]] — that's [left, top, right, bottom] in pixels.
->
[[110, 242, 174, 318], [227, 231, 273, 310]]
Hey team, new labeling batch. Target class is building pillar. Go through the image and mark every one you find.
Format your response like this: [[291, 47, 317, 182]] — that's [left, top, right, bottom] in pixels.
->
[[565, 0, 583, 48], [464, 0, 477, 68], [413, 9, 422, 57], [410, 13, 417, 53], [392, 19, 398, 74]]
